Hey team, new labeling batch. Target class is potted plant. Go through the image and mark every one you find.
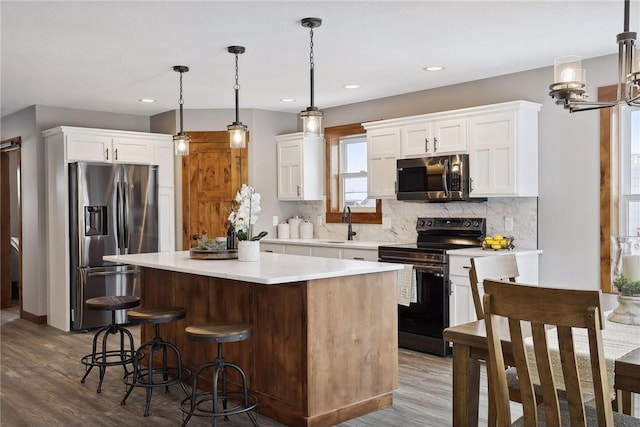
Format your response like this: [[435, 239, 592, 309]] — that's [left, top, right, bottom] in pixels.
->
[[228, 184, 268, 261]]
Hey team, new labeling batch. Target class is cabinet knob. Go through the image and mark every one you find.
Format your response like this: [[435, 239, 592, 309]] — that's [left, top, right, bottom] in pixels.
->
[[296, 185, 301, 197], [105, 148, 109, 160], [425, 138, 429, 152], [115, 148, 118, 160], [433, 137, 438, 152]]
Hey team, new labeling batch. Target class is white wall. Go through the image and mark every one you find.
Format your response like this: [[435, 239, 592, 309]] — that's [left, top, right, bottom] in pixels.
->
[[0, 106, 149, 317]]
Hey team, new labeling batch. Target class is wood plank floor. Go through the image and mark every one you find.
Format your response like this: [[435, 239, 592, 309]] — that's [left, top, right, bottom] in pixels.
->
[[0, 306, 513, 426]]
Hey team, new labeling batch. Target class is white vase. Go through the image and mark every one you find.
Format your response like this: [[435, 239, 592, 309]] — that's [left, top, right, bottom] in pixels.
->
[[608, 295, 640, 325], [237, 240, 260, 262]]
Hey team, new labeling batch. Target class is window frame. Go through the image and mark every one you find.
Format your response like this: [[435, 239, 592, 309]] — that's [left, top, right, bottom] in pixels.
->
[[324, 123, 382, 224], [600, 84, 618, 293]]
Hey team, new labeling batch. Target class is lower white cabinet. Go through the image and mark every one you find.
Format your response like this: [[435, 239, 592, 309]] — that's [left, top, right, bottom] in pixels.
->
[[447, 250, 541, 327], [260, 241, 378, 261]]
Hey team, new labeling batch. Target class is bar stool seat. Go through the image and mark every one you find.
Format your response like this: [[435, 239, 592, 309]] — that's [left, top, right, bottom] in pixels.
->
[[121, 306, 191, 417], [80, 295, 140, 393], [180, 322, 258, 427]]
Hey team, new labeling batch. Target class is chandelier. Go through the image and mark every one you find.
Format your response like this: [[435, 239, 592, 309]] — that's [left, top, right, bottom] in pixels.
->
[[549, 0, 640, 112]]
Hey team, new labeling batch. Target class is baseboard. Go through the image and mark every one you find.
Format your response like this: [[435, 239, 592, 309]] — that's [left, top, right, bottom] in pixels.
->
[[21, 310, 47, 325]]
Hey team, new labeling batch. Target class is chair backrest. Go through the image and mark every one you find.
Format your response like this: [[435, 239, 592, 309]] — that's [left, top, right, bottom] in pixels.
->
[[482, 279, 611, 427], [468, 254, 519, 320]]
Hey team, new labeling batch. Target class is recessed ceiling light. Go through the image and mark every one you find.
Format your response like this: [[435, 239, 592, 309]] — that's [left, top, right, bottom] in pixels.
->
[[139, 98, 156, 103], [280, 98, 295, 102], [423, 66, 445, 72], [343, 84, 360, 89]]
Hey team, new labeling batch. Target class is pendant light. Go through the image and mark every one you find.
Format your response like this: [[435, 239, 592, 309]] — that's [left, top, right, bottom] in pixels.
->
[[227, 46, 248, 148], [300, 17, 323, 137], [173, 65, 190, 155], [549, 0, 640, 112]]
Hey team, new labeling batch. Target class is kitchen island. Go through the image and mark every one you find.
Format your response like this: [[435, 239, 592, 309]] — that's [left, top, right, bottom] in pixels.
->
[[104, 251, 403, 427]]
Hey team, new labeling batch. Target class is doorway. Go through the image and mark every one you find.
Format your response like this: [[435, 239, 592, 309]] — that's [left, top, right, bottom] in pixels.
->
[[1, 137, 22, 311], [181, 131, 248, 249]]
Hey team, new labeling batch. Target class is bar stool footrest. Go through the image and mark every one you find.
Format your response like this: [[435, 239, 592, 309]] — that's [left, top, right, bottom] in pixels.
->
[[81, 350, 135, 368], [179, 390, 258, 418], [122, 367, 192, 389]]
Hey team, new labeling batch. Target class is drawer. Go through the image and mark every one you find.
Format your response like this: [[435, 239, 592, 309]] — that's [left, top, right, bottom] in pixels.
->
[[342, 248, 378, 261], [284, 245, 312, 256], [449, 255, 472, 277], [311, 246, 341, 259], [261, 243, 285, 254]]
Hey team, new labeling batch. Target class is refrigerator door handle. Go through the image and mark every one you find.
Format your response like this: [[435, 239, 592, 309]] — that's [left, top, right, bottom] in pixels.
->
[[116, 181, 125, 251], [123, 180, 129, 253], [86, 269, 138, 278]]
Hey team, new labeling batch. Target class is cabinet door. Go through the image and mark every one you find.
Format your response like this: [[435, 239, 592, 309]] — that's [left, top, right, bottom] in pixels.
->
[[449, 275, 473, 327], [468, 112, 515, 196], [432, 118, 467, 154], [66, 134, 110, 162], [277, 140, 302, 200], [311, 246, 341, 259], [284, 245, 311, 256], [156, 140, 175, 188], [158, 186, 175, 251], [341, 248, 378, 261], [112, 138, 155, 164], [367, 128, 399, 198], [260, 243, 285, 254], [400, 122, 432, 157]]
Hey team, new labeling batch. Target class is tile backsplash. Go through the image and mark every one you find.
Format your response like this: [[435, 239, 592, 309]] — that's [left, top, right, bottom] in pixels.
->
[[294, 197, 538, 249]]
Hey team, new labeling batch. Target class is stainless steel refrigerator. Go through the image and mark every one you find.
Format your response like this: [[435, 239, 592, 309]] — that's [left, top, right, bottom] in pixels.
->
[[69, 162, 158, 330]]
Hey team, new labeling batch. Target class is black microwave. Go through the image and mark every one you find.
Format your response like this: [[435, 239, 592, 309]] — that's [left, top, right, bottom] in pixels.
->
[[396, 154, 479, 202]]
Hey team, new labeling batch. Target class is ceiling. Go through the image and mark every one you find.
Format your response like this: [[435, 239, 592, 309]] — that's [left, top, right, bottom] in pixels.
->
[[0, 1, 633, 119]]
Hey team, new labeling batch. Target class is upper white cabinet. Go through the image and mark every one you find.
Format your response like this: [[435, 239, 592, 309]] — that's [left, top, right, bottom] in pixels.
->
[[364, 127, 400, 198], [401, 117, 467, 156], [276, 132, 324, 201], [66, 130, 156, 164], [468, 101, 541, 197]]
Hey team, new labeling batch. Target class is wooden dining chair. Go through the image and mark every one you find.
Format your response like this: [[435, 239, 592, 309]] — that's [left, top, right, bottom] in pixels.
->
[[469, 254, 542, 416], [469, 254, 519, 321], [482, 279, 640, 426]]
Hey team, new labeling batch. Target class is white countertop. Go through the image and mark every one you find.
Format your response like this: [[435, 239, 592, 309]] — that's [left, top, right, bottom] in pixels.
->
[[260, 238, 397, 250], [446, 247, 543, 256], [104, 251, 403, 285]]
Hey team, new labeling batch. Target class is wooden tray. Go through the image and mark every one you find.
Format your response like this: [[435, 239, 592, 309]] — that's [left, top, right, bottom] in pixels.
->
[[189, 248, 238, 260]]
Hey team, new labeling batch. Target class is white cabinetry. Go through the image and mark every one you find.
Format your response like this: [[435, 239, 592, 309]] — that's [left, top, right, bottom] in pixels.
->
[[276, 132, 324, 201], [401, 117, 467, 156], [468, 101, 541, 197], [260, 241, 378, 261], [447, 250, 541, 327], [66, 132, 156, 164], [364, 127, 399, 198], [43, 126, 174, 331]]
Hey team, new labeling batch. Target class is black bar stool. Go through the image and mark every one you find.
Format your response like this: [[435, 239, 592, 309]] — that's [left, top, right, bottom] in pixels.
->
[[180, 323, 258, 427], [121, 306, 191, 416], [80, 295, 140, 393]]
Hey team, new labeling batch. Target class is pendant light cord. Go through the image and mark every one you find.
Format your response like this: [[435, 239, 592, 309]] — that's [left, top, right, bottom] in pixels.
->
[[234, 53, 240, 124], [309, 26, 315, 109], [178, 71, 185, 134]]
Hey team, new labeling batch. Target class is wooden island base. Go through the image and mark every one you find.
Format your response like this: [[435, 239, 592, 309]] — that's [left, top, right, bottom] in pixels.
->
[[139, 267, 399, 427]]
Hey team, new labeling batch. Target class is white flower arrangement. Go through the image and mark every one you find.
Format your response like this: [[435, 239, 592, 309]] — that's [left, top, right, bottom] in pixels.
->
[[227, 184, 267, 241]]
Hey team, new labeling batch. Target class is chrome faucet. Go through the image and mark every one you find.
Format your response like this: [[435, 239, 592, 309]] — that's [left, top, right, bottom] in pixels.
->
[[342, 205, 357, 240]]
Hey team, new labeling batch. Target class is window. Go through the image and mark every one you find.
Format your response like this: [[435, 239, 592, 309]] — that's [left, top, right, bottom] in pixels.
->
[[619, 107, 640, 236], [324, 123, 382, 224], [339, 134, 375, 211]]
